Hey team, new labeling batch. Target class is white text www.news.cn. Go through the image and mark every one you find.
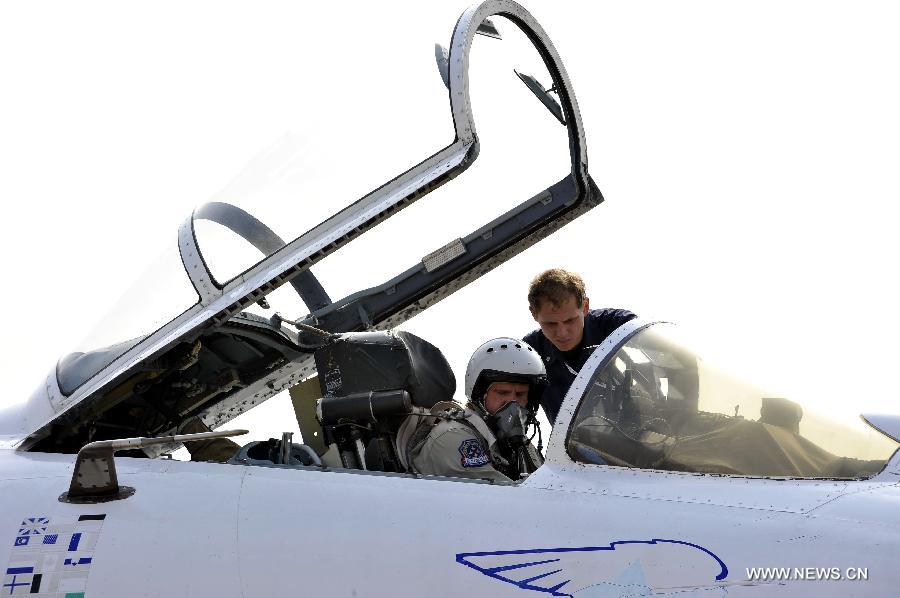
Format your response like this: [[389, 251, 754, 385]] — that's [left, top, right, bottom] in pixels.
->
[[746, 567, 869, 582]]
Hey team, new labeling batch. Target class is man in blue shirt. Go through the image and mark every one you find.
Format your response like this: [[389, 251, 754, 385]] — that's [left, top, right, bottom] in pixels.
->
[[523, 269, 636, 425]]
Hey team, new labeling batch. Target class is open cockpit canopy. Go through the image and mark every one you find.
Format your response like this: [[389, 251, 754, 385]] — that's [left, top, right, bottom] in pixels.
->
[[8, 1, 602, 454]]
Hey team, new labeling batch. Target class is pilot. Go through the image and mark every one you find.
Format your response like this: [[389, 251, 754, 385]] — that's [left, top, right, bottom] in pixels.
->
[[524, 269, 636, 425], [403, 337, 547, 482]]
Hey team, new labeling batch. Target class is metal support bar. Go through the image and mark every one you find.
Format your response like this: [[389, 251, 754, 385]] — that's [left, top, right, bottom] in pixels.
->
[[61, 429, 248, 503]]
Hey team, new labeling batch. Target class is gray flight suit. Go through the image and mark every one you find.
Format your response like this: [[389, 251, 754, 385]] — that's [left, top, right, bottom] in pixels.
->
[[401, 404, 512, 483]]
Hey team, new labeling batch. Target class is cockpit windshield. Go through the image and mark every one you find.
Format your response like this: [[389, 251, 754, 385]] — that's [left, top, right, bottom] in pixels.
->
[[567, 323, 899, 479]]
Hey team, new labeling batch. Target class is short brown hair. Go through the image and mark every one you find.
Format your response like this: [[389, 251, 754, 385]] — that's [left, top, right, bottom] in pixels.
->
[[528, 268, 586, 312]]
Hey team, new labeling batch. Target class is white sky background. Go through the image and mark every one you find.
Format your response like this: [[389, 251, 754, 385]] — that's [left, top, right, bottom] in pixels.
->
[[0, 1, 898, 444]]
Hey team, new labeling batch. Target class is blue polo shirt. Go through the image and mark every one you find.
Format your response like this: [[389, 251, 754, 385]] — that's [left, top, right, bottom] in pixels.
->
[[523, 308, 637, 425]]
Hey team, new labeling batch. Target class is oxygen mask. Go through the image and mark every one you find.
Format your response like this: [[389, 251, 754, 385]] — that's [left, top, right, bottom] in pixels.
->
[[491, 401, 530, 446]]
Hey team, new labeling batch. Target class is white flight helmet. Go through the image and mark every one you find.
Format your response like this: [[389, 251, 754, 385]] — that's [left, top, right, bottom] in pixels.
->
[[464, 337, 547, 412]]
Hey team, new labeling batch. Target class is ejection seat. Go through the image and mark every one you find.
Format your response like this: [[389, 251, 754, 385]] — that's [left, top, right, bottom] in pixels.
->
[[312, 330, 457, 473]]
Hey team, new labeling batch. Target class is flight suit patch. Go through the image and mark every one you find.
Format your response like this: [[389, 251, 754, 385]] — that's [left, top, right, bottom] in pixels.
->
[[458, 439, 490, 468]]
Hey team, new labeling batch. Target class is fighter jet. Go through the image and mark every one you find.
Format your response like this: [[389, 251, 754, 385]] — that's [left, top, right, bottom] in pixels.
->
[[1, 2, 898, 597]]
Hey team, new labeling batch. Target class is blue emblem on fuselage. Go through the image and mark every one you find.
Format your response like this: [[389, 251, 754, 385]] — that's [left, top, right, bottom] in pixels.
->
[[456, 539, 728, 597]]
